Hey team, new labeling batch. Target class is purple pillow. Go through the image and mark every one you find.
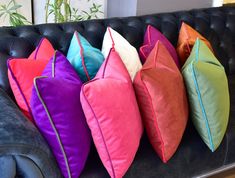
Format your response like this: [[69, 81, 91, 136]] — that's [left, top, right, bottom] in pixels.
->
[[139, 25, 180, 68], [30, 51, 91, 178]]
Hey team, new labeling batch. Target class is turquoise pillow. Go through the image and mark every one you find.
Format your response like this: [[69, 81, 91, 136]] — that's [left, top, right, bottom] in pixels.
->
[[67, 31, 104, 82], [182, 39, 230, 151]]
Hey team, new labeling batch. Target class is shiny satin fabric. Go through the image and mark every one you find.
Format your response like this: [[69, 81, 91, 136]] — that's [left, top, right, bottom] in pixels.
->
[[134, 41, 188, 163], [139, 25, 180, 68], [177, 22, 214, 66], [80, 48, 143, 178], [67, 31, 104, 83], [7, 38, 54, 121], [30, 51, 91, 178], [182, 39, 230, 151]]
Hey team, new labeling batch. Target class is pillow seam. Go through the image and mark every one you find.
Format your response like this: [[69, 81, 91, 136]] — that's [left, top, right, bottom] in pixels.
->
[[33, 77, 72, 178], [139, 70, 166, 162], [75, 32, 91, 81], [7, 59, 33, 119], [190, 63, 214, 151], [34, 38, 44, 59], [81, 85, 116, 178]]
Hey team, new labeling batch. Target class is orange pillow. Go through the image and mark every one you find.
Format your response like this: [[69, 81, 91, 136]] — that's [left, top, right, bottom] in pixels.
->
[[177, 22, 213, 66], [8, 38, 54, 121], [134, 41, 188, 162]]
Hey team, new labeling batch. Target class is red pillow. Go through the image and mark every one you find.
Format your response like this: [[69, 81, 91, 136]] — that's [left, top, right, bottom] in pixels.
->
[[134, 41, 188, 162], [28, 38, 54, 59], [8, 38, 54, 121]]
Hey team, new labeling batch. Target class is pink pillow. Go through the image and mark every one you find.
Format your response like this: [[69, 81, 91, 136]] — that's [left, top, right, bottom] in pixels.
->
[[140, 25, 180, 68], [134, 41, 188, 162], [80, 48, 143, 178]]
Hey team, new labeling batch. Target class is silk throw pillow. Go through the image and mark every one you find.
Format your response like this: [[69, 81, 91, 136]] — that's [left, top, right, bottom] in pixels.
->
[[102, 27, 142, 80], [139, 25, 180, 68], [182, 39, 229, 151], [134, 41, 188, 162], [177, 22, 213, 66], [31, 51, 91, 178], [67, 31, 104, 83], [80, 48, 143, 178], [8, 38, 54, 121]]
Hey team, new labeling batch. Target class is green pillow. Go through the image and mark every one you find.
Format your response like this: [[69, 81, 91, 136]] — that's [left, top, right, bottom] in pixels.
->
[[182, 39, 230, 151]]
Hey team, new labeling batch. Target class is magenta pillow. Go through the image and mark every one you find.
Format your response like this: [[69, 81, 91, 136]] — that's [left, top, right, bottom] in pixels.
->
[[30, 51, 91, 178], [80, 48, 143, 178], [140, 25, 180, 68]]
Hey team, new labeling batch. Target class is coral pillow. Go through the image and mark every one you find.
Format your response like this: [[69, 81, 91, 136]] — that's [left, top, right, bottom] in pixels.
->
[[80, 48, 143, 178], [67, 31, 104, 83], [8, 38, 54, 121], [134, 41, 188, 162], [30, 51, 91, 178], [177, 22, 213, 66], [102, 27, 142, 80], [140, 25, 180, 68], [28, 38, 54, 59], [182, 39, 229, 151]]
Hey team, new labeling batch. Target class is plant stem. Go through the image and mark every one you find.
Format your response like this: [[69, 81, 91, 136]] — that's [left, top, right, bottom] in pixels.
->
[[45, 0, 50, 23], [64, 0, 67, 21]]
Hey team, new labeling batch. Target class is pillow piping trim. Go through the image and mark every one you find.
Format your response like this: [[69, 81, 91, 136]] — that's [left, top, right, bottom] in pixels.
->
[[147, 25, 152, 45], [183, 23, 192, 56], [34, 38, 45, 59], [81, 86, 116, 178], [190, 39, 214, 151], [139, 72, 166, 162], [139, 44, 149, 60], [7, 59, 33, 120], [139, 43, 166, 162], [33, 76, 72, 178], [75, 32, 91, 81], [190, 63, 214, 151]]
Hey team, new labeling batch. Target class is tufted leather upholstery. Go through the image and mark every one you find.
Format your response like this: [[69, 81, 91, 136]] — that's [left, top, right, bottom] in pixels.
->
[[0, 7, 235, 95], [0, 6, 235, 178]]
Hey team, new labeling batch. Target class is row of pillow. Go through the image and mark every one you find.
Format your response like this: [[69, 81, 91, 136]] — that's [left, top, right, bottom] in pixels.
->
[[7, 23, 230, 178]]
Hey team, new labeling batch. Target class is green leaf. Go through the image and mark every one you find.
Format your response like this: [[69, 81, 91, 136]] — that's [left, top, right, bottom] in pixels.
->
[[0, 12, 5, 17], [9, 4, 22, 11], [12, 12, 27, 20]]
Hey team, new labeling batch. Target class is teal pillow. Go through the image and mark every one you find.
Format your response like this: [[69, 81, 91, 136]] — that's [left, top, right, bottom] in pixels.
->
[[182, 39, 230, 151], [67, 31, 104, 82]]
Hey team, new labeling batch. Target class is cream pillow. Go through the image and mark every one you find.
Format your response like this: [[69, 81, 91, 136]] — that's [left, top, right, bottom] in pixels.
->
[[102, 27, 142, 80]]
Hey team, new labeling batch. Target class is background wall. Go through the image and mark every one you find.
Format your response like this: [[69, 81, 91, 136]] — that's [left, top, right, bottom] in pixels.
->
[[137, 0, 212, 15], [34, 0, 105, 24], [107, 0, 223, 18], [107, 0, 137, 17], [0, 0, 32, 26]]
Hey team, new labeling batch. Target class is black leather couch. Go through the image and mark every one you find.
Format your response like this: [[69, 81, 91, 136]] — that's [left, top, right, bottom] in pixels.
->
[[0, 6, 235, 178]]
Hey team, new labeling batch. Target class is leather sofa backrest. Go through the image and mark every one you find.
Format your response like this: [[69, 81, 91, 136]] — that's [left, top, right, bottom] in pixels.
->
[[0, 7, 235, 95]]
